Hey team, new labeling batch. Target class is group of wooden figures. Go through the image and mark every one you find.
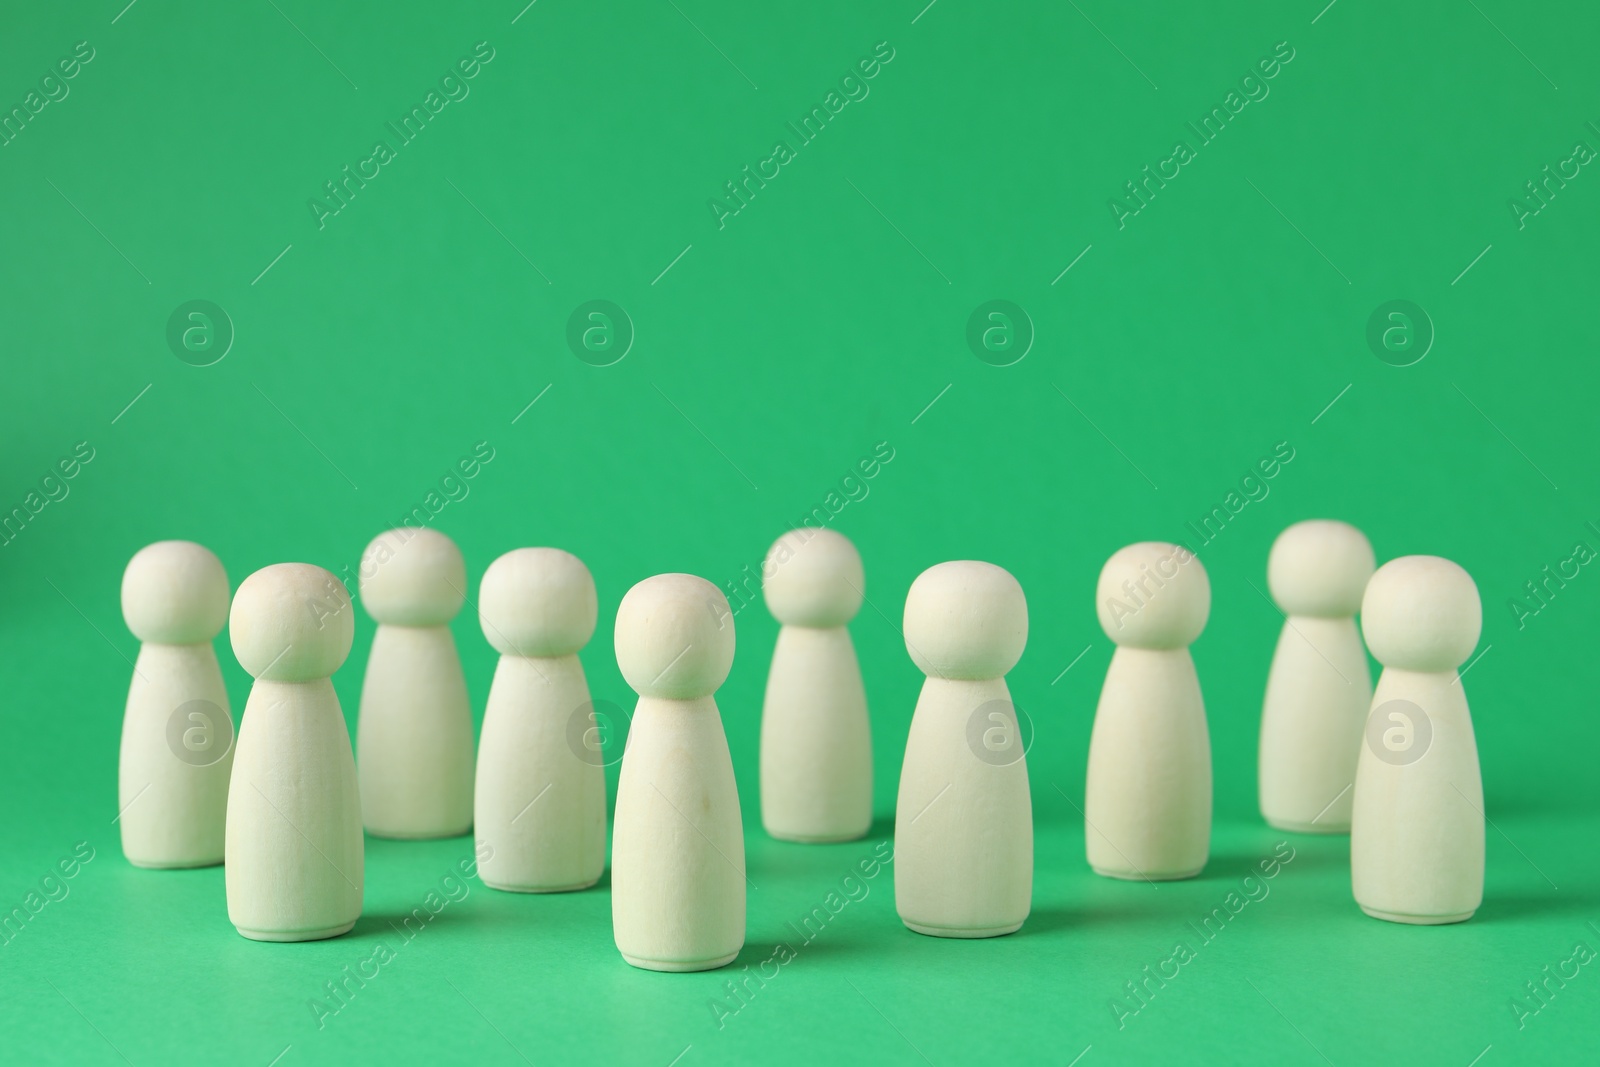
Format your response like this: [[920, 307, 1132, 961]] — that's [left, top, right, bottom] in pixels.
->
[[116, 519, 1484, 970]]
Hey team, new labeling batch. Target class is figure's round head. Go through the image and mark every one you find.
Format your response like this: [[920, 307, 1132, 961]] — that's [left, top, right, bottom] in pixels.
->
[[1268, 520, 1375, 618], [229, 563, 354, 681], [121, 541, 230, 644], [1095, 542, 1209, 649], [1361, 555, 1481, 671], [762, 528, 864, 628], [614, 573, 734, 699], [358, 528, 466, 626], [903, 561, 1027, 680], [479, 548, 598, 657]]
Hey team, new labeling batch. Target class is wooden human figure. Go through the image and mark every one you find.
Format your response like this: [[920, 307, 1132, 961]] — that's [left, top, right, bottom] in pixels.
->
[[760, 528, 872, 843], [118, 541, 234, 868], [1351, 555, 1484, 924], [356, 527, 474, 839], [895, 560, 1032, 938], [1085, 542, 1211, 881], [475, 547, 606, 893], [225, 563, 363, 942], [611, 574, 744, 971], [1258, 519, 1375, 833]]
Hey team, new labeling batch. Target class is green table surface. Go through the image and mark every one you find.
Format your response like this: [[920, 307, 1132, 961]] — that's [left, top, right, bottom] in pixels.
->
[[3, 1, 1598, 1064]]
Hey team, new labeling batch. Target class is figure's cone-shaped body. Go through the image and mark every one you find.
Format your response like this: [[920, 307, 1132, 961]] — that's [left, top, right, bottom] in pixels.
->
[[894, 560, 1032, 938], [1258, 520, 1376, 833], [1352, 555, 1485, 924], [356, 528, 474, 839], [474, 547, 606, 893], [226, 563, 363, 942], [1085, 542, 1212, 881], [611, 574, 744, 971], [760, 528, 872, 843], [119, 541, 235, 869]]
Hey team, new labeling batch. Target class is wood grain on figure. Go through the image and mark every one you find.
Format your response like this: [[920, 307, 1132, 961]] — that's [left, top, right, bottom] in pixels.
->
[[1258, 520, 1375, 833], [1085, 542, 1212, 881], [474, 547, 605, 893], [1351, 555, 1485, 925], [118, 541, 234, 869], [225, 563, 363, 942], [894, 560, 1032, 938], [760, 528, 872, 843], [355, 528, 474, 840], [611, 574, 744, 972]]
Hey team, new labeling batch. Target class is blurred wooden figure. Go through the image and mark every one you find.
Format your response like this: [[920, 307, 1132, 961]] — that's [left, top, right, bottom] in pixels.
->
[[119, 541, 235, 868], [760, 528, 872, 843], [356, 528, 474, 839], [1085, 542, 1212, 881], [1258, 519, 1375, 833]]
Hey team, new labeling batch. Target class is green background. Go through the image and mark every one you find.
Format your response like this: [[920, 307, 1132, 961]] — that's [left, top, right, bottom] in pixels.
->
[[3, 1, 1597, 1063]]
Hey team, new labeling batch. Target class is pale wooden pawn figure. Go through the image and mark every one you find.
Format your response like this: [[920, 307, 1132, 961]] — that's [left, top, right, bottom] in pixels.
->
[[1351, 555, 1484, 924], [1085, 542, 1211, 880], [225, 563, 363, 942], [1259, 520, 1376, 833], [611, 574, 744, 971], [118, 541, 234, 868], [894, 560, 1032, 938], [760, 528, 872, 843], [475, 547, 605, 893], [356, 528, 474, 839]]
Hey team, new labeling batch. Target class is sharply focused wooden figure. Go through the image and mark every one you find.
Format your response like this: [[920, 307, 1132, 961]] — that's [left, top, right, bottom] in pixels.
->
[[226, 563, 363, 942]]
